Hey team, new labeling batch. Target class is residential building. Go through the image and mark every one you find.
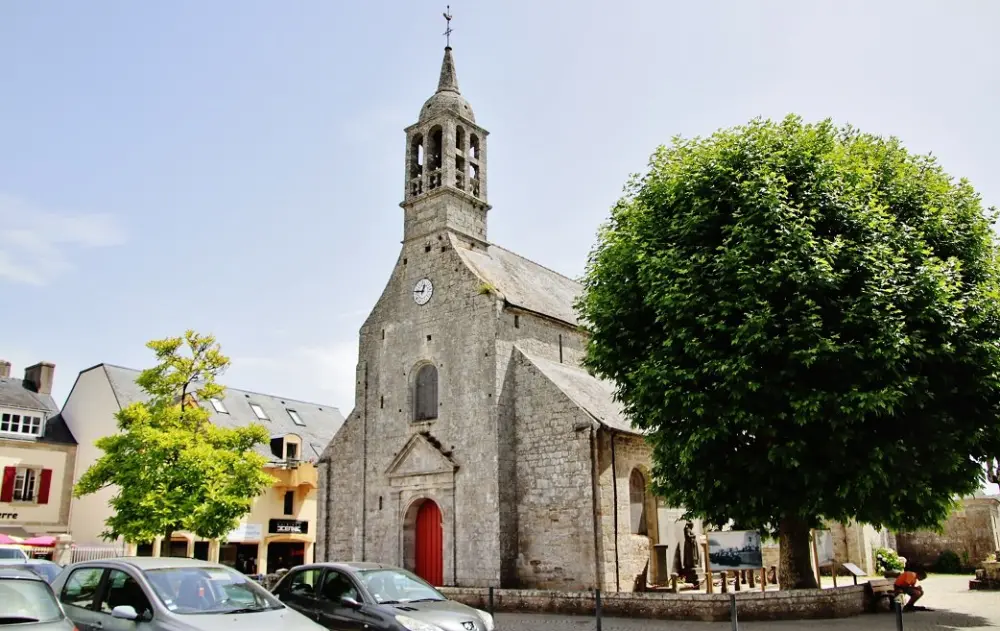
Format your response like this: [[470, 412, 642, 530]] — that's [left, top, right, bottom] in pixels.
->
[[61, 363, 344, 573], [0, 360, 77, 540]]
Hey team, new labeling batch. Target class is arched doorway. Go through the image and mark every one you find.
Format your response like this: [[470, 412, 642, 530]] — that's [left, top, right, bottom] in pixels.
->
[[406, 499, 443, 586]]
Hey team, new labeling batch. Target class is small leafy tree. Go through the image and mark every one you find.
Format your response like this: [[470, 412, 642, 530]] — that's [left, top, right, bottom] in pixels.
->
[[576, 115, 1000, 588], [75, 330, 272, 549]]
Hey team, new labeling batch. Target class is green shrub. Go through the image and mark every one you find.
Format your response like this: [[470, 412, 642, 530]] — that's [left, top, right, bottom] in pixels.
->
[[935, 550, 963, 573], [874, 547, 905, 574]]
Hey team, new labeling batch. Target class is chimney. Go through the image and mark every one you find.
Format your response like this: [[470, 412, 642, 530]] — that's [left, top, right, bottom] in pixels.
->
[[23, 362, 55, 395], [0, 360, 10, 379]]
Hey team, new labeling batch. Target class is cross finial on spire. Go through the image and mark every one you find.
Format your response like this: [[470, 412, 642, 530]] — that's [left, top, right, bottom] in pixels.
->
[[443, 5, 453, 48]]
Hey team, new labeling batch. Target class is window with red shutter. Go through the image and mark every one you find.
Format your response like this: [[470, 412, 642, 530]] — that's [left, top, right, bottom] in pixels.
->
[[37, 468, 52, 505], [0, 466, 15, 503]]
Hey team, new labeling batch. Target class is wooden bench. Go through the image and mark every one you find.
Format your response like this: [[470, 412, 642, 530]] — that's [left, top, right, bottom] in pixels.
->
[[867, 579, 898, 612]]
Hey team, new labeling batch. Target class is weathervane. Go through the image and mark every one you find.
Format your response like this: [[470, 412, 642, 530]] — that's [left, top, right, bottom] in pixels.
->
[[443, 5, 453, 47]]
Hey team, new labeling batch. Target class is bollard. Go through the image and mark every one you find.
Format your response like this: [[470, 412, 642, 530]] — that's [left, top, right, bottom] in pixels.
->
[[595, 588, 602, 631], [488, 586, 494, 617], [730, 592, 739, 631], [894, 594, 904, 631]]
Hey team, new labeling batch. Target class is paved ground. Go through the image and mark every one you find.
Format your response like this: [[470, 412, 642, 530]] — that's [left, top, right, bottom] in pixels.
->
[[494, 575, 1000, 630]]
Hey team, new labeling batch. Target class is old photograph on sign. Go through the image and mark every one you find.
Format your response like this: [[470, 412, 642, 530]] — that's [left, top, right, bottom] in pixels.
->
[[815, 529, 835, 566], [707, 530, 763, 571]]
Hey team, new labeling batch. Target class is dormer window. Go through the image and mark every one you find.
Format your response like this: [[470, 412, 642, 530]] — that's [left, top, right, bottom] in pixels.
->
[[210, 398, 228, 414], [0, 411, 43, 437], [286, 442, 298, 461], [287, 409, 305, 426], [249, 403, 269, 421]]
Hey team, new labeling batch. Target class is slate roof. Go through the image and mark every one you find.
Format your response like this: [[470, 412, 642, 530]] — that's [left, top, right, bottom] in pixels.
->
[[515, 346, 642, 436], [0, 376, 76, 445], [451, 234, 583, 326], [100, 364, 345, 462]]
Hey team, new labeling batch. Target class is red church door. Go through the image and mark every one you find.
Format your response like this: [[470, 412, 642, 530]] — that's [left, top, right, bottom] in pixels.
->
[[414, 500, 443, 586]]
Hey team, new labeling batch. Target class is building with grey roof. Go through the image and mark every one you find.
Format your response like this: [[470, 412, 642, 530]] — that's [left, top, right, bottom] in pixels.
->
[[60, 362, 344, 572], [316, 41, 689, 594], [0, 360, 77, 540]]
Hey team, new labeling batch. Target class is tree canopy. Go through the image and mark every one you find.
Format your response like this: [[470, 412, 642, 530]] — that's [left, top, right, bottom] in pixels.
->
[[576, 115, 1000, 587], [75, 330, 272, 546]]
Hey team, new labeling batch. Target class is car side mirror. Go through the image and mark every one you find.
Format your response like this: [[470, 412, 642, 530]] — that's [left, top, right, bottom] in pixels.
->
[[340, 596, 362, 609], [111, 605, 139, 621]]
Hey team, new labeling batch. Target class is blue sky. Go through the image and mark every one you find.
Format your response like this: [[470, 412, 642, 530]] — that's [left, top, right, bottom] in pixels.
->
[[2, 0, 999, 490]]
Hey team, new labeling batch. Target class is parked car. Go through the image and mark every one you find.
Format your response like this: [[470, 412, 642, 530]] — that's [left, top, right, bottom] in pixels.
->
[[49, 556, 327, 631], [0, 567, 76, 631], [0, 544, 30, 560], [0, 558, 64, 583], [271, 562, 495, 631]]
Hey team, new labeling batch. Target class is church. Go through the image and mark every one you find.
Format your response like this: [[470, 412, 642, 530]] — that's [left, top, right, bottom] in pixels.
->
[[315, 42, 698, 592]]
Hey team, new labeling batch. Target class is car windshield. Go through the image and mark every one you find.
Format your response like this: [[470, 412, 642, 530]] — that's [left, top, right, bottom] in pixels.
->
[[357, 569, 445, 604], [144, 566, 284, 615], [0, 549, 27, 560], [0, 578, 64, 624]]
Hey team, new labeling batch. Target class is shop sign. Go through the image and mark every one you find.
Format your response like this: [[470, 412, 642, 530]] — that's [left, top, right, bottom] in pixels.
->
[[226, 523, 263, 542], [269, 519, 308, 535]]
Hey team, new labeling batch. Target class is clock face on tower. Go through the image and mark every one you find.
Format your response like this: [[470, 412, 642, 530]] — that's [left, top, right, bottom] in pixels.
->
[[412, 278, 433, 305]]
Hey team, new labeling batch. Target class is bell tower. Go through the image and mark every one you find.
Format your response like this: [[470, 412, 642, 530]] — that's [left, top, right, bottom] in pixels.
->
[[401, 40, 490, 244]]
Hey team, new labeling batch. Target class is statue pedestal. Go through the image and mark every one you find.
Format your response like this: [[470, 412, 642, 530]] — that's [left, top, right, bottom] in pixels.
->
[[971, 561, 1000, 590]]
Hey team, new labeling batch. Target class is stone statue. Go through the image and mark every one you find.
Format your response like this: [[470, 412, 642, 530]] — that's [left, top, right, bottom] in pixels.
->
[[683, 521, 701, 569]]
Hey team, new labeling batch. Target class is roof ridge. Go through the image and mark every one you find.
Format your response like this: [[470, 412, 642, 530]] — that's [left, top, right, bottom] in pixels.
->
[[100, 363, 340, 411]]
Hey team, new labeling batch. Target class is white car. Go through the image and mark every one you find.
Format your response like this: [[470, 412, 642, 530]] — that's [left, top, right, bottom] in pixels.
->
[[0, 545, 29, 561]]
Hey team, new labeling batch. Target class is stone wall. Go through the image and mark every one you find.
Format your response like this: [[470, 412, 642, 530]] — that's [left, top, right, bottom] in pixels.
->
[[896, 497, 1000, 570], [439, 585, 868, 622], [596, 431, 658, 592], [505, 349, 597, 589]]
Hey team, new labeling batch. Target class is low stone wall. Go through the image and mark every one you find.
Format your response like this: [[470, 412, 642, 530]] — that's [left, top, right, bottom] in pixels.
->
[[438, 585, 868, 622]]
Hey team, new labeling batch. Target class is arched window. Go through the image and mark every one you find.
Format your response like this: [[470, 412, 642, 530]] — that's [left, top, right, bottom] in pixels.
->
[[409, 134, 424, 196], [454, 126, 467, 189], [414, 364, 438, 421], [629, 469, 648, 535]]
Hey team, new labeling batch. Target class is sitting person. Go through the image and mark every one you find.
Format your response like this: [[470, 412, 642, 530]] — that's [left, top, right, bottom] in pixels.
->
[[893, 568, 927, 611]]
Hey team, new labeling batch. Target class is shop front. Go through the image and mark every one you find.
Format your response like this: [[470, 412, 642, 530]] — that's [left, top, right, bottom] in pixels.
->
[[265, 519, 310, 572]]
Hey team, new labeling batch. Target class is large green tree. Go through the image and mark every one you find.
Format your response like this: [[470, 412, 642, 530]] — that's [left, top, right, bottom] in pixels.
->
[[576, 116, 1000, 588], [75, 330, 273, 550]]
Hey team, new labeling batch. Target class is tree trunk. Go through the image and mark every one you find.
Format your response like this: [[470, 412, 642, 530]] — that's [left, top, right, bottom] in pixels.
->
[[778, 517, 818, 589], [163, 530, 173, 558]]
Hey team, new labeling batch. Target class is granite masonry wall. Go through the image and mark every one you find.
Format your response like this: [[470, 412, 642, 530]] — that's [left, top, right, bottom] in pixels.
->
[[440, 585, 868, 621], [505, 349, 597, 589], [897, 497, 1000, 570]]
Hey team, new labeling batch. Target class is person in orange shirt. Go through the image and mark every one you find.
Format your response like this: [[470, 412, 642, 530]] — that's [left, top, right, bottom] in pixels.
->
[[894, 568, 927, 611]]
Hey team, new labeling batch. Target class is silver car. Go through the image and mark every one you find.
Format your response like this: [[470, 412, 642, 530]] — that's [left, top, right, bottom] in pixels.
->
[[49, 556, 327, 631], [0, 567, 75, 631]]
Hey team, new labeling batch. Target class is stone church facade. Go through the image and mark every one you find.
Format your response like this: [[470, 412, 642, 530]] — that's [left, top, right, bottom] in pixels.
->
[[315, 45, 695, 592]]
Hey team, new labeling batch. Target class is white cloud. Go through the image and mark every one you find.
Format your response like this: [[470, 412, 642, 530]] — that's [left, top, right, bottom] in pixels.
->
[[0, 194, 126, 285]]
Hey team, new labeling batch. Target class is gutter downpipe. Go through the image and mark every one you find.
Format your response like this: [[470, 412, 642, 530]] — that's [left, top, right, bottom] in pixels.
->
[[589, 423, 602, 591], [610, 430, 620, 592]]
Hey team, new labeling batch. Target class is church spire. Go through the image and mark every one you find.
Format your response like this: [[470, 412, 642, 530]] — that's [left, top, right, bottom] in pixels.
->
[[400, 8, 490, 243], [437, 47, 460, 94]]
